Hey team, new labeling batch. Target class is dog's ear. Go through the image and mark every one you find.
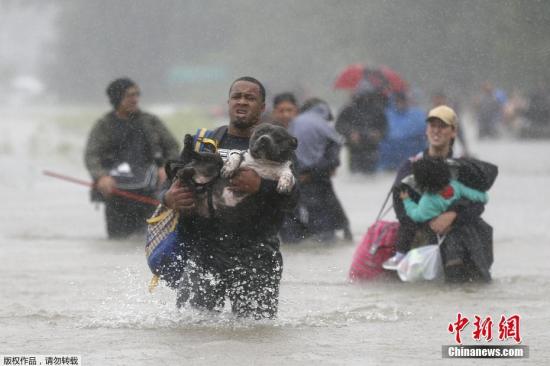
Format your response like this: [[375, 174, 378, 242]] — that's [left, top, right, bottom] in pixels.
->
[[184, 134, 194, 146], [182, 134, 195, 163]]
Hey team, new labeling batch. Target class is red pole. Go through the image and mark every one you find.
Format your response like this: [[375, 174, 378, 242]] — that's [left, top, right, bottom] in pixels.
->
[[43, 170, 160, 206]]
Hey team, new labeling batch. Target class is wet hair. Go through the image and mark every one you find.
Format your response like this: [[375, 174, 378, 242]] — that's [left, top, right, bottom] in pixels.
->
[[273, 92, 298, 108], [106, 77, 137, 108], [300, 97, 333, 121], [229, 76, 266, 102], [412, 157, 451, 193]]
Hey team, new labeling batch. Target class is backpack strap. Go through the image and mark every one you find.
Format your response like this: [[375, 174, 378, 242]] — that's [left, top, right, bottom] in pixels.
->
[[193, 128, 212, 152], [192, 125, 228, 153], [211, 125, 228, 145], [375, 188, 394, 222]]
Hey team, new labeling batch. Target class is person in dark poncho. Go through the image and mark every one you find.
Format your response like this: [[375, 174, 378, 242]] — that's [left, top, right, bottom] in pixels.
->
[[84, 77, 179, 238], [335, 89, 388, 174]]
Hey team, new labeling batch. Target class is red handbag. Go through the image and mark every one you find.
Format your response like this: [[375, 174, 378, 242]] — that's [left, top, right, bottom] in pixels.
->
[[349, 191, 399, 281]]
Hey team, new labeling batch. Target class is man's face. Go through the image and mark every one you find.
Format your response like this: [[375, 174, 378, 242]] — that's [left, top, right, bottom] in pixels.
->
[[228, 80, 265, 130], [426, 118, 456, 149], [118, 86, 140, 114], [272, 101, 298, 129]]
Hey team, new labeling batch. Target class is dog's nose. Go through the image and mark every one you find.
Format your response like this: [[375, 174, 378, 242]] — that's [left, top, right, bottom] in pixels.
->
[[258, 135, 270, 145]]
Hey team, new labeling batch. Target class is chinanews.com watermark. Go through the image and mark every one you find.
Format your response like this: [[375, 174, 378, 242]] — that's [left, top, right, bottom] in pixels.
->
[[1, 355, 80, 365], [443, 313, 529, 359], [443, 345, 528, 358]]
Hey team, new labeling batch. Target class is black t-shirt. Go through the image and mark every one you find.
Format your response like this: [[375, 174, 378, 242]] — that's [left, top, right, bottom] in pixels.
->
[[179, 129, 298, 269], [217, 133, 250, 161]]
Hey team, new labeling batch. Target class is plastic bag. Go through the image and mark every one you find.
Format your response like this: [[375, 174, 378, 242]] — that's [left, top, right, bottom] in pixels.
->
[[397, 235, 445, 282]]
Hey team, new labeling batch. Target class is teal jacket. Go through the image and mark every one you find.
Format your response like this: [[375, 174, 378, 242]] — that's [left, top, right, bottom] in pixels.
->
[[403, 179, 488, 223]]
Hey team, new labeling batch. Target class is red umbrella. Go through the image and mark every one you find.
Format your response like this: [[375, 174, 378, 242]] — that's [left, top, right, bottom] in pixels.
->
[[334, 64, 364, 90], [334, 64, 408, 95], [379, 65, 408, 94]]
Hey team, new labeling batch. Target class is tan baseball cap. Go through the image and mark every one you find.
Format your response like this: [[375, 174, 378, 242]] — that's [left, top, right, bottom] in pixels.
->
[[426, 105, 457, 128]]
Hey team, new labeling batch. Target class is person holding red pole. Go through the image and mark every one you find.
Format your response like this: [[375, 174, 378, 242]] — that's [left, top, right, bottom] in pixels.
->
[[84, 78, 179, 239]]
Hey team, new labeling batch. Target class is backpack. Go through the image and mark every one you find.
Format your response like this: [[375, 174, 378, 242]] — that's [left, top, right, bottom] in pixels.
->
[[349, 190, 399, 281]]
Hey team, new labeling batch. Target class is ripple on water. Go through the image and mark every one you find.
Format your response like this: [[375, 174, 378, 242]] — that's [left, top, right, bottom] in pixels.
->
[[78, 291, 410, 331]]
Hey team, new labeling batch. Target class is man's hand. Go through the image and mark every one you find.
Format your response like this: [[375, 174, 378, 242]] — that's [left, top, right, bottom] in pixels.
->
[[400, 190, 409, 200], [164, 180, 195, 214], [96, 176, 117, 198], [429, 211, 457, 235], [228, 168, 261, 194]]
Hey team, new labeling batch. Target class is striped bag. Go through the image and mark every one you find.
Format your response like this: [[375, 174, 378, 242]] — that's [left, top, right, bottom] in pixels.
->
[[145, 205, 183, 291]]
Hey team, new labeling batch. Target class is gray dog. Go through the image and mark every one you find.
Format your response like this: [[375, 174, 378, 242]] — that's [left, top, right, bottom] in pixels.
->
[[221, 123, 297, 205]]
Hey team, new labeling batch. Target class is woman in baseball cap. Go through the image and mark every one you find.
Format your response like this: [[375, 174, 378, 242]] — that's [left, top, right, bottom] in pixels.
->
[[383, 105, 496, 283]]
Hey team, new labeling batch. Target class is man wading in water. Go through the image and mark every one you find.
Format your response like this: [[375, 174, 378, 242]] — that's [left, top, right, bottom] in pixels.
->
[[164, 77, 298, 319]]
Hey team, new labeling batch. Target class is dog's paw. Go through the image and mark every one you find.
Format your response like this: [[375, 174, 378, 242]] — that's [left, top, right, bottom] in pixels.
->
[[276, 174, 295, 194], [221, 154, 241, 178], [221, 164, 235, 178]]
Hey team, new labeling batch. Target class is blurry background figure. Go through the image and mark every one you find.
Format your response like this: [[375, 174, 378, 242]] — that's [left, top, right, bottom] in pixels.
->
[[283, 98, 352, 243], [474, 81, 504, 139], [377, 92, 426, 171], [335, 86, 388, 175], [271, 92, 299, 128], [333, 64, 412, 174], [521, 80, 550, 138], [431, 89, 470, 156], [84, 78, 180, 239], [501, 89, 528, 137]]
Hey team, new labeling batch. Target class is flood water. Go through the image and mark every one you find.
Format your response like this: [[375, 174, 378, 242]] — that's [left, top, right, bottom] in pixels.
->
[[1, 107, 548, 365]]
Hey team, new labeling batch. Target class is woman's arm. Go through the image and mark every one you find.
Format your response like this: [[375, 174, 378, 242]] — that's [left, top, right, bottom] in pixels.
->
[[430, 200, 485, 234]]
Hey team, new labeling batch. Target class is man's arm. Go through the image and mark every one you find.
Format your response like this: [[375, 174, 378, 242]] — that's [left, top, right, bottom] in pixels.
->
[[84, 120, 118, 197], [229, 167, 299, 212]]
